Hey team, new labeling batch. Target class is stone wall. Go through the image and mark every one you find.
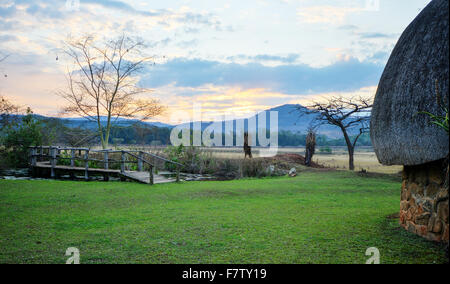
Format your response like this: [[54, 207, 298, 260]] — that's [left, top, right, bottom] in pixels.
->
[[400, 158, 449, 242]]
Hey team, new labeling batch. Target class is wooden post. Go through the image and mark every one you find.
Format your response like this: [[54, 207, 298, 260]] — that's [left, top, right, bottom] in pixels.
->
[[70, 149, 75, 167], [28, 147, 33, 166], [30, 147, 37, 178], [50, 147, 56, 178], [149, 165, 154, 185], [138, 151, 143, 172], [104, 151, 109, 169], [103, 151, 109, 182], [40, 146, 43, 162], [176, 165, 180, 182], [31, 147, 37, 166], [121, 151, 125, 174], [84, 150, 89, 181]]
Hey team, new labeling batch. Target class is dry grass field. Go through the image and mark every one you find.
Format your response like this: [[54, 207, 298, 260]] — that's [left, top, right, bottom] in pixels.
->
[[101, 145, 403, 175], [205, 147, 403, 174]]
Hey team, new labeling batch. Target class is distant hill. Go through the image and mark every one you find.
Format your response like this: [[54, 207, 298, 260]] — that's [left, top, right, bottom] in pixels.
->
[[3, 104, 365, 142], [60, 117, 174, 129], [177, 104, 354, 138]]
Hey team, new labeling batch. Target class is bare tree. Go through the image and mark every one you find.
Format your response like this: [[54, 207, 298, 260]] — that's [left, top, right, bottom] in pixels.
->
[[299, 96, 373, 171], [58, 34, 165, 149]]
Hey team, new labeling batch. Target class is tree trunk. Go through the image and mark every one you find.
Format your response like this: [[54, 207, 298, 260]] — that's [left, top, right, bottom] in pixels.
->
[[348, 147, 355, 171], [103, 129, 110, 149], [341, 127, 355, 171]]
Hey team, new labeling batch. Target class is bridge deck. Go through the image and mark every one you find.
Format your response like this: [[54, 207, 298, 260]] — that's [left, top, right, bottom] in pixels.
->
[[34, 162, 176, 184]]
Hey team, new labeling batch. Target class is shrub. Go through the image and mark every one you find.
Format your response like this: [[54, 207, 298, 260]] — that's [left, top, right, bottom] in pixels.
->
[[1, 108, 42, 168], [319, 146, 332, 154]]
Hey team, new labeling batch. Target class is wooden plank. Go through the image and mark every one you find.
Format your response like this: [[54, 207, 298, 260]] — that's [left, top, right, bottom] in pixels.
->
[[121, 171, 175, 184], [35, 162, 121, 174]]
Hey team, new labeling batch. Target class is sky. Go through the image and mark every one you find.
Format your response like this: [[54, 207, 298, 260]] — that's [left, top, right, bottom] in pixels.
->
[[0, 0, 431, 123]]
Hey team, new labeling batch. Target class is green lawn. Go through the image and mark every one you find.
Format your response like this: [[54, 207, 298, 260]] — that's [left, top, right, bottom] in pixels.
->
[[0, 170, 447, 264]]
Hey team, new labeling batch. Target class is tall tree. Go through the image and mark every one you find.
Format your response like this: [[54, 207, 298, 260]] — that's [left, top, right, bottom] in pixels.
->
[[299, 96, 373, 170], [58, 34, 165, 149]]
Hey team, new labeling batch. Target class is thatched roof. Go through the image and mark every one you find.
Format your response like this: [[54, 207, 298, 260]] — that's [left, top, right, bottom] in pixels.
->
[[371, 0, 449, 166]]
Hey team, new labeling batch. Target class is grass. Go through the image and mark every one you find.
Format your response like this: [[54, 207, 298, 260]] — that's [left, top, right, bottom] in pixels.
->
[[0, 170, 447, 264]]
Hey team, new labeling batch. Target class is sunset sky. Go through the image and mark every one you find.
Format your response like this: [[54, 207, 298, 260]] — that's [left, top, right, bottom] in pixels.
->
[[0, 0, 431, 123]]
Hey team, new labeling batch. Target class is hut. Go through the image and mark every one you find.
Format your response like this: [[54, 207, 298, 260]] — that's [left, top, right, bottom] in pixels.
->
[[371, 0, 449, 242]]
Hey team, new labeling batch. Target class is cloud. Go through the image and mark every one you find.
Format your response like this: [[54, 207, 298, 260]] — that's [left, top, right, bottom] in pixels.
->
[[176, 39, 199, 48], [227, 54, 301, 64], [297, 6, 362, 24], [0, 0, 229, 33], [359, 32, 397, 39], [0, 35, 19, 42], [338, 24, 359, 30], [141, 57, 384, 95]]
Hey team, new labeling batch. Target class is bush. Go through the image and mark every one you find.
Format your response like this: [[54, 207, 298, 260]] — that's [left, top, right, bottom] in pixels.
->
[[164, 145, 218, 174], [319, 146, 332, 154], [163, 145, 278, 179], [1, 108, 42, 168]]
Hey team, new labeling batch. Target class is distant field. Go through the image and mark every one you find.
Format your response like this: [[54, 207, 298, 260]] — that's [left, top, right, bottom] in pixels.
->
[[112, 145, 402, 175], [0, 171, 446, 264]]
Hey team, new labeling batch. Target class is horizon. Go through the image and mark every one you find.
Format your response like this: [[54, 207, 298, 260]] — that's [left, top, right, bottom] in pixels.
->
[[0, 0, 431, 123]]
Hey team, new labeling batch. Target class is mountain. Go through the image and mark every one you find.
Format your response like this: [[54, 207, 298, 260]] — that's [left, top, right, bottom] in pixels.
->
[[177, 104, 351, 138], [4, 104, 359, 139], [59, 117, 173, 129]]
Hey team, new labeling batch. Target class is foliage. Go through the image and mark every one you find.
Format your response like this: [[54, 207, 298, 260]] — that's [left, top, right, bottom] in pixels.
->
[[163, 145, 276, 178], [0, 96, 20, 132], [418, 80, 449, 134], [1, 108, 42, 168], [109, 124, 171, 146], [0, 172, 446, 264], [319, 146, 333, 154]]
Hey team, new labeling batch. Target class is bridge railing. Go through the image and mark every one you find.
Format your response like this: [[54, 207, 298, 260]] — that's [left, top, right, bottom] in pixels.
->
[[28, 146, 183, 184]]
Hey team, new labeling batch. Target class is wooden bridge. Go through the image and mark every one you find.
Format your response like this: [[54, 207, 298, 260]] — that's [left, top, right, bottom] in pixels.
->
[[28, 146, 183, 185]]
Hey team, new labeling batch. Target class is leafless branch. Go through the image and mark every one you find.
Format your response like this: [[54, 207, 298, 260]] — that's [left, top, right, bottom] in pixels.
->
[[57, 34, 165, 149], [296, 95, 374, 170]]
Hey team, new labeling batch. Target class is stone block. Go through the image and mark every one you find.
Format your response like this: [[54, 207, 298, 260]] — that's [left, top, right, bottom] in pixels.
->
[[432, 219, 443, 233], [407, 222, 416, 234], [400, 201, 409, 211], [415, 212, 431, 225], [417, 225, 428, 236], [443, 224, 449, 242], [428, 167, 443, 185], [437, 200, 449, 223], [425, 183, 440, 197], [422, 199, 433, 213], [427, 215, 436, 232]]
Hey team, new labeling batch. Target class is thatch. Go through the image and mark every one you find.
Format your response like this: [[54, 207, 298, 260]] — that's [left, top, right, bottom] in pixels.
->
[[371, 0, 449, 166]]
